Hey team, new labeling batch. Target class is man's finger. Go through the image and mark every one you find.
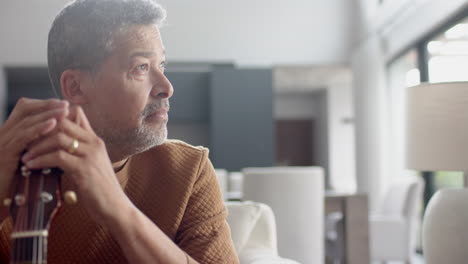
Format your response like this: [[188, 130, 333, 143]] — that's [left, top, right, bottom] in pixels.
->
[[23, 120, 89, 162], [4, 106, 67, 154], [4, 118, 58, 155], [73, 105, 93, 131], [57, 118, 90, 141], [18, 107, 69, 132], [24, 149, 81, 174], [6, 98, 67, 126]]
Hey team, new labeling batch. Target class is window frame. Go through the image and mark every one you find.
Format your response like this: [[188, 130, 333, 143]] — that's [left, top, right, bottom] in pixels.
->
[[386, 6, 468, 208]]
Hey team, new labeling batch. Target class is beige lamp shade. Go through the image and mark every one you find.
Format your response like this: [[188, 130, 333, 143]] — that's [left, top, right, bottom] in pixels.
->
[[406, 82, 468, 172]]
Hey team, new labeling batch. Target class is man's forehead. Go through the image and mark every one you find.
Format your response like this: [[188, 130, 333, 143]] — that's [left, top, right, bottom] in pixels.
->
[[119, 25, 161, 41], [132, 27, 160, 42], [129, 49, 166, 59], [111, 25, 165, 58]]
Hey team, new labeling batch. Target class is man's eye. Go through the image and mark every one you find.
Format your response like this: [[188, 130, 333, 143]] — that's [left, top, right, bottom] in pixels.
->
[[135, 64, 149, 73], [160, 62, 168, 70]]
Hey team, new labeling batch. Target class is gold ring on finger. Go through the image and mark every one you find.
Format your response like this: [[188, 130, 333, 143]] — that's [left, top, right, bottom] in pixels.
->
[[68, 138, 79, 154]]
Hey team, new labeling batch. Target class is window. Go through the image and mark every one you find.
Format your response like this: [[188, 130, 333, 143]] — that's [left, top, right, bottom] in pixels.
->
[[425, 17, 468, 189], [387, 9, 468, 206], [387, 50, 420, 184], [428, 17, 468, 83]]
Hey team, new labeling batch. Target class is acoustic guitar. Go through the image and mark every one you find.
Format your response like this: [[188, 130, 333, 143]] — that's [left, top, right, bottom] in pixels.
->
[[4, 163, 76, 264]]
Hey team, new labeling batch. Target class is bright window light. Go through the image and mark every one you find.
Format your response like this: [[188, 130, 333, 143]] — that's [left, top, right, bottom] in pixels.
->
[[387, 50, 419, 185], [427, 41, 444, 54], [429, 56, 468, 82], [439, 41, 468, 55], [445, 23, 468, 39], [405, 68, 420, 87]]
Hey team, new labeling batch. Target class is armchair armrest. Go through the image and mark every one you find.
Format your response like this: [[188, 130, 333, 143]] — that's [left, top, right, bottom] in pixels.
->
[[226, 201, 302, 264], [240, 248, 301, 264]]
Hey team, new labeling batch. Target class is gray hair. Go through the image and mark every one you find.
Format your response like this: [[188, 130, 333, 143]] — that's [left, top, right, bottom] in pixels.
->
[[47, 0, 167, 96]]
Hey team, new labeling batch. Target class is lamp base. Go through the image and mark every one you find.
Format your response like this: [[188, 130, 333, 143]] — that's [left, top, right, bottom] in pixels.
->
[[423, 188, 468, 264]]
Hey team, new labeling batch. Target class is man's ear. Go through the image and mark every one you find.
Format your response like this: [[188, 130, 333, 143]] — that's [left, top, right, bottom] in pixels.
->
[[59, 69, 89, 104]]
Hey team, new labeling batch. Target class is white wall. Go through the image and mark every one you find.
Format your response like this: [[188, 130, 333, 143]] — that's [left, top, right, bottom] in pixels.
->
[[274, 93, 318, 120], [351, 0, 468, 208], [0, 0, 354, 66], [0, 0, 357, 124], [0, 1, 66, 65], [328, 77, 356, 193], [158, 0, 354, 66], [351, 36, 388, 208], [274, 66, 356, 192]]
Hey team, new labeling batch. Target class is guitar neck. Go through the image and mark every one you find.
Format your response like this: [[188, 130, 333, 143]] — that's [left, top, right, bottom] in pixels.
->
[[8, 165, 62, 264], [10, 235, 48, 264]]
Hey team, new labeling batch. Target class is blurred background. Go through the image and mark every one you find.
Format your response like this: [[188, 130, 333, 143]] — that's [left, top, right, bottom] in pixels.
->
[[1, 0, 468, 263]]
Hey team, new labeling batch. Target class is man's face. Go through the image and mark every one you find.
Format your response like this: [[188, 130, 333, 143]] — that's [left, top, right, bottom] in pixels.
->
[[81, 25, 173, 158]]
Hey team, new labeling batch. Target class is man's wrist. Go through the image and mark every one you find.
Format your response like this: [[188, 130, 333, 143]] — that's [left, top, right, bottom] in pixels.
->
[[101, 196, 136, 237]]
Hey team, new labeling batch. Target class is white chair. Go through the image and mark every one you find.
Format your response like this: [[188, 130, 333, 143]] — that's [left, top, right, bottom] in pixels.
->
[[214, 169, 228, 200], [228, 171, 244, 200], [241, 167, 324, 264], [369, 176, 424, 263], [226, 201, 301, 264]]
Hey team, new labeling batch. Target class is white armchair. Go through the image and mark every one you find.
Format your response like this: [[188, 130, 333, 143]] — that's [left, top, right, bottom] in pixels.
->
[[241, 167, 324, 264], [214, 169, 229, 200], [369, 176, 424, 263], [226, 201, 300, 264]]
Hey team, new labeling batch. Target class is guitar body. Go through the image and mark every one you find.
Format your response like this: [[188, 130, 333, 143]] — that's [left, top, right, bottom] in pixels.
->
[[7, 164, 63, 264]]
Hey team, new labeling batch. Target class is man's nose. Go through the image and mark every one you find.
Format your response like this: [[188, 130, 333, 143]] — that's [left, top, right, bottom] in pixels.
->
[[150, 70, 173, 99]]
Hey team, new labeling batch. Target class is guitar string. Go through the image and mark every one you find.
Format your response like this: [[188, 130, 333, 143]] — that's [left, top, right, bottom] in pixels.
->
[[15, 186, 20, 263], [22, 177, 29, 264], [24, 180, 29, 263], [14, 208, 20, 263], [13, 209, 18, 263], [25, 176, 30, 263], [21, 174, 29, 264], [14, 203, 21, 264], [15, 170, 43, 264], [33, 191, 37, 264], [34, 175, 42, 263], [18, 177, 28, 264], [38, 173, 45, 264], [33, 173, 41, 264], [40, 199, 45, 263], [18, 179, 22, 263], [34, 171, 42, 263], [12, 169, 55, 264], [13, 183, 16, 263]]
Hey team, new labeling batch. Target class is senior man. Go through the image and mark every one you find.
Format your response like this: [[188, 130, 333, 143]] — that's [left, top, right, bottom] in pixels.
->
[[0, 0, 239, 263]]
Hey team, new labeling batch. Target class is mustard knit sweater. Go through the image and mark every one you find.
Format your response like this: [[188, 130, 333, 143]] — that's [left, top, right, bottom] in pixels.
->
[[0, 140, 239, 263]]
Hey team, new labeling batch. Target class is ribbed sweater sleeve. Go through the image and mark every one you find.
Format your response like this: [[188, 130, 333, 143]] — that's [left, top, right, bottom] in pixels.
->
[[175, 149, 239, 264]]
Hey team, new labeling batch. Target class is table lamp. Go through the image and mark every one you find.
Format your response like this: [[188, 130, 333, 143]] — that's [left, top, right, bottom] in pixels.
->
[[406, 81, 468, 264]]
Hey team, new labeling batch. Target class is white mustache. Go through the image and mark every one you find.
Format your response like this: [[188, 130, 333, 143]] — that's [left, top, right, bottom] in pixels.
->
[[141, 100, 170, 117]]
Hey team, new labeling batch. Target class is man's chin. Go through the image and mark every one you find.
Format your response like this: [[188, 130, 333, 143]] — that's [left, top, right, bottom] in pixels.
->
[[102, 129, 166, 157], [132, 129, 168, 154]]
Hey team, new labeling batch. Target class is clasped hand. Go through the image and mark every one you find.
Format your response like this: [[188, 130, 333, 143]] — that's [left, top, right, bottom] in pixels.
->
[[0, 98, 130, 225]]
